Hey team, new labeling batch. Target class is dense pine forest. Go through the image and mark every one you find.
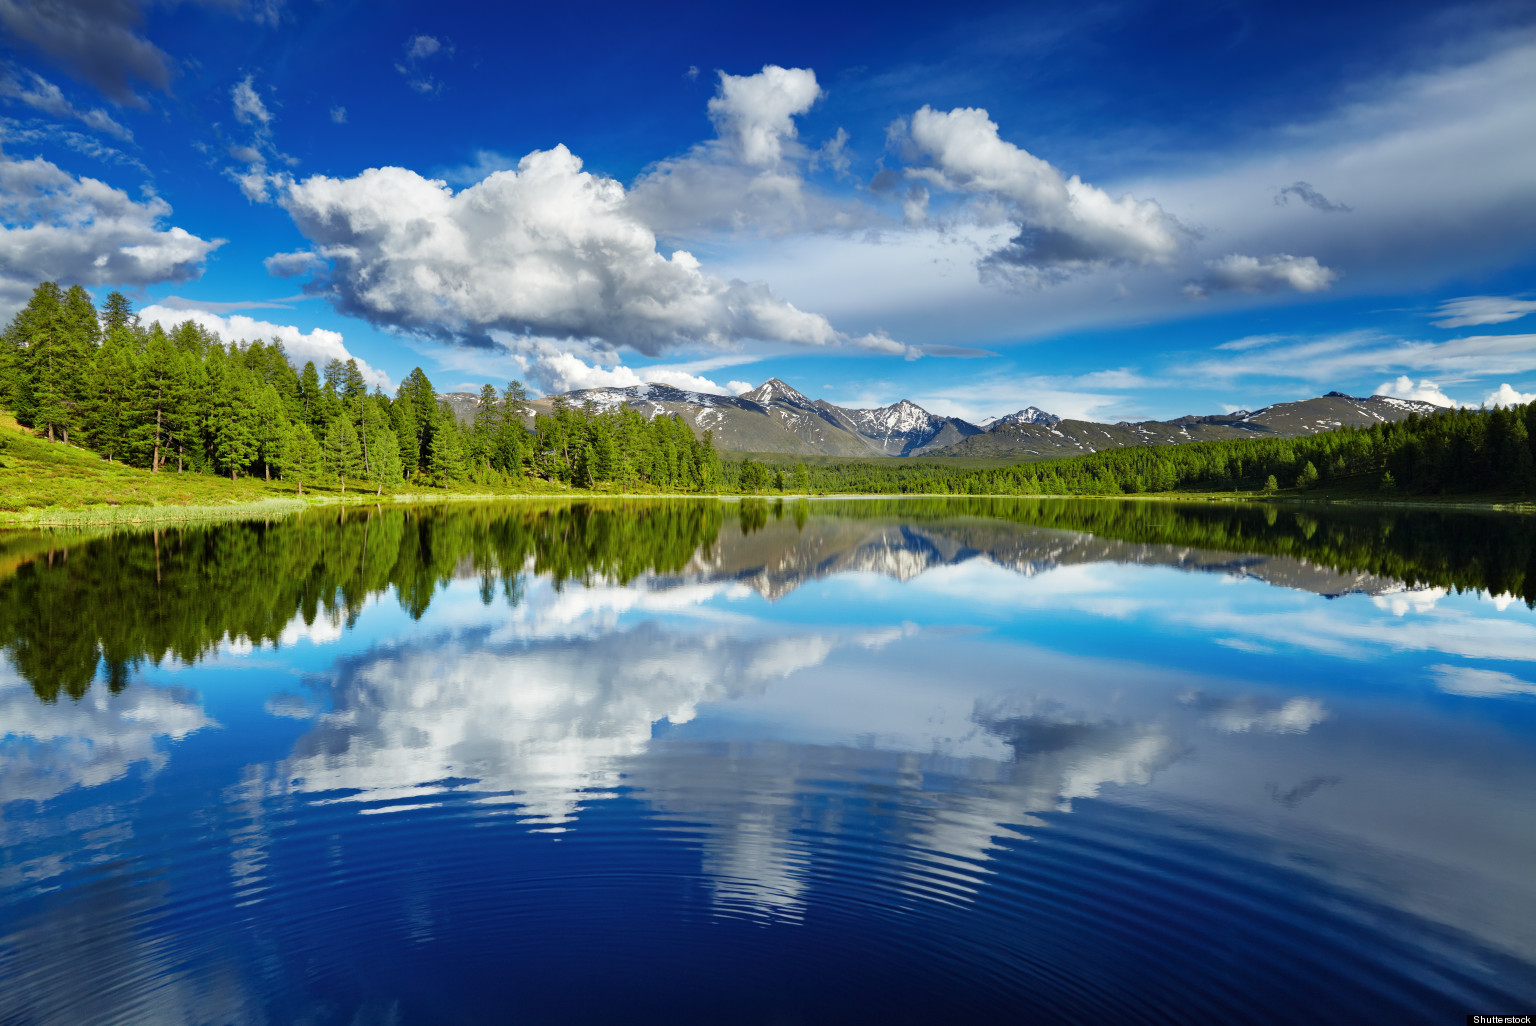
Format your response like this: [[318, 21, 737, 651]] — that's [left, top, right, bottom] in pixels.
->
[[774, 401, 1536, 498], [2, 280, 1534, 501], [0, 283, 724, 494]]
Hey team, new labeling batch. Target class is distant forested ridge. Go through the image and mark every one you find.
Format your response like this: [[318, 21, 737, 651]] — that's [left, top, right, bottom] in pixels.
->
[[776, 405, 1536, 498], [1, 281, 1533, 499]]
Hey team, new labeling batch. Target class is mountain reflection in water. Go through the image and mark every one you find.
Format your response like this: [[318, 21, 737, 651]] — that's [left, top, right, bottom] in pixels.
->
[[1, 498, 1533, 1024]]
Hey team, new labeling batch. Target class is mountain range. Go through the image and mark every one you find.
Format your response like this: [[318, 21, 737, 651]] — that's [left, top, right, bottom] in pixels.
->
[[438, 380, 1441, 461]]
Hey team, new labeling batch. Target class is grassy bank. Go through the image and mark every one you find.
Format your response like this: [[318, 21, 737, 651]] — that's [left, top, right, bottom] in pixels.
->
[[0, 411, 578, 525], [6, 411, 1531, 528]]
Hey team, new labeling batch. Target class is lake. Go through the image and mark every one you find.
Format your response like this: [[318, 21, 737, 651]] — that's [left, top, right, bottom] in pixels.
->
[[2, 497, 1534, 1023]]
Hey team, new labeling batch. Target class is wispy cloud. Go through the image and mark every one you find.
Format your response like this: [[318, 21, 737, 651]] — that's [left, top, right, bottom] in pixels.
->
[[1274, 181, 1351, 213], [1431, 295, 1536, 329], [1181, 330, 1536, 387], [0, 67, 131, 140], [155, 294, 308, 314], [0, 116, 148, 174], [1428, 664, 1536, 698], [395, 35, 453, 95], [223, 74, 294, 202]]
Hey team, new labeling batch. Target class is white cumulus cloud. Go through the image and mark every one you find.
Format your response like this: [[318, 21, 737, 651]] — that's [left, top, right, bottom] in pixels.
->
[[499, 337, 739, 396], [1374, 375, 1454, 407], [904, 104, 1188, 281], [708, 64, 822, 167], [138, 304, 391, 389], [275, 144, 902, 359], [0, 153, 221, 316], [1485, 383, 1536, 407], [628, 65, 869, 238]]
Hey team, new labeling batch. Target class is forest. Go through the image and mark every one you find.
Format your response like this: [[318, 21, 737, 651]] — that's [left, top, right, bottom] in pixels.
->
[[772, 401, 1536, 498], [0, 283, 724, 495], [2, 281, 1534, 500]]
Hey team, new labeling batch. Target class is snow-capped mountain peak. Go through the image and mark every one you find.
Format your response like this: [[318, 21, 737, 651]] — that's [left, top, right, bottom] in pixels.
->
[[989, 406, 1061, 428], [863, 399, 936, 434], [742, 378, 814, 407]]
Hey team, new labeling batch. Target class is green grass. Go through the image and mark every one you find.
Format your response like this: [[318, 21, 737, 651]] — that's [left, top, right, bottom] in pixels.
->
[[0, 412, 580, 525], [0, 411, 299, 512], [5, 412, 1528, 527]]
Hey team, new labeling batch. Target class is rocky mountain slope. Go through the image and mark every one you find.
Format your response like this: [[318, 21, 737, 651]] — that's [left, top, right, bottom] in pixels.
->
[[978, 407, 1060, 429], [925, 392, 1441, 460], [440, 382, 1440, 461], [515, 379, 983, 457]]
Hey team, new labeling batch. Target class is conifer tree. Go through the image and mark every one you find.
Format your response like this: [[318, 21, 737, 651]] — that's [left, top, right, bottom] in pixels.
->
[[473, 383, 501, 478], [496, 380, 531, 476], [129, 326, 178, 470], [211, 363, 259, 480], [390, 397, 420, 479], [340, 358, 367, 409], [169, 319, 211, 355], [263, 340, 304, 422], [298, 360, 323, 432], [83, 322, 136, 461], [285, 421, 322, 495], [428, 403, 466, 486], [267, 416, 296, 486], [167, 350, 205, 472], [101, 291, 135, 334], [374, 426, 404, 494], [253, 383, 289, 481], [13, 283, 76, 441], [324, 414, 364, 492], [318, 375, 343, 429], [362, 410, 397, 488], [398, 367, 437, 469]]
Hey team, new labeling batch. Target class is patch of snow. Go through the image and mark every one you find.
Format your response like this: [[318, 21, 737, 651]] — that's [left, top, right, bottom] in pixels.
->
[[992, 406, 1060, 428]]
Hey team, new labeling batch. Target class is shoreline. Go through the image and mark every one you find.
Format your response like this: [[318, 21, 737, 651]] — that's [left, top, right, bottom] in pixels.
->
[[3, 487, 1531, 529]]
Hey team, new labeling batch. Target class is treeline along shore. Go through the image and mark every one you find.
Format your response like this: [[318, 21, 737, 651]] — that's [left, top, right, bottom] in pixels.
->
[[2, 281, 1535, 506], [4, 497, 1533, 703]]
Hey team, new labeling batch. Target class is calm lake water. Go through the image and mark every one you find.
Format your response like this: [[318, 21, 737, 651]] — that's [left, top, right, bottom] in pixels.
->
[[2, 497, 1534, 1023]]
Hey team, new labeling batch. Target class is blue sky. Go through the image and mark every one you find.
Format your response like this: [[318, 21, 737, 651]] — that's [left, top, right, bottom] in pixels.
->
[[2, 0, 1534, 422]]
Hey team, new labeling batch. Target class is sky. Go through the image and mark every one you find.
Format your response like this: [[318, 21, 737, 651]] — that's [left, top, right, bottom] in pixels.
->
[[1, 0, 1534, 424]]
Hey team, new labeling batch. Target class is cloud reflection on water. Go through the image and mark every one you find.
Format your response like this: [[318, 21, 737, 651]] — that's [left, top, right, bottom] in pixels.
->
[[4, 504, 1535, 996]]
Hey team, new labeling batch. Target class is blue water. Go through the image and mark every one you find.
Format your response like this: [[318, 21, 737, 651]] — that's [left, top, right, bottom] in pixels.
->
[[2, 500, 1534, 1023]]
